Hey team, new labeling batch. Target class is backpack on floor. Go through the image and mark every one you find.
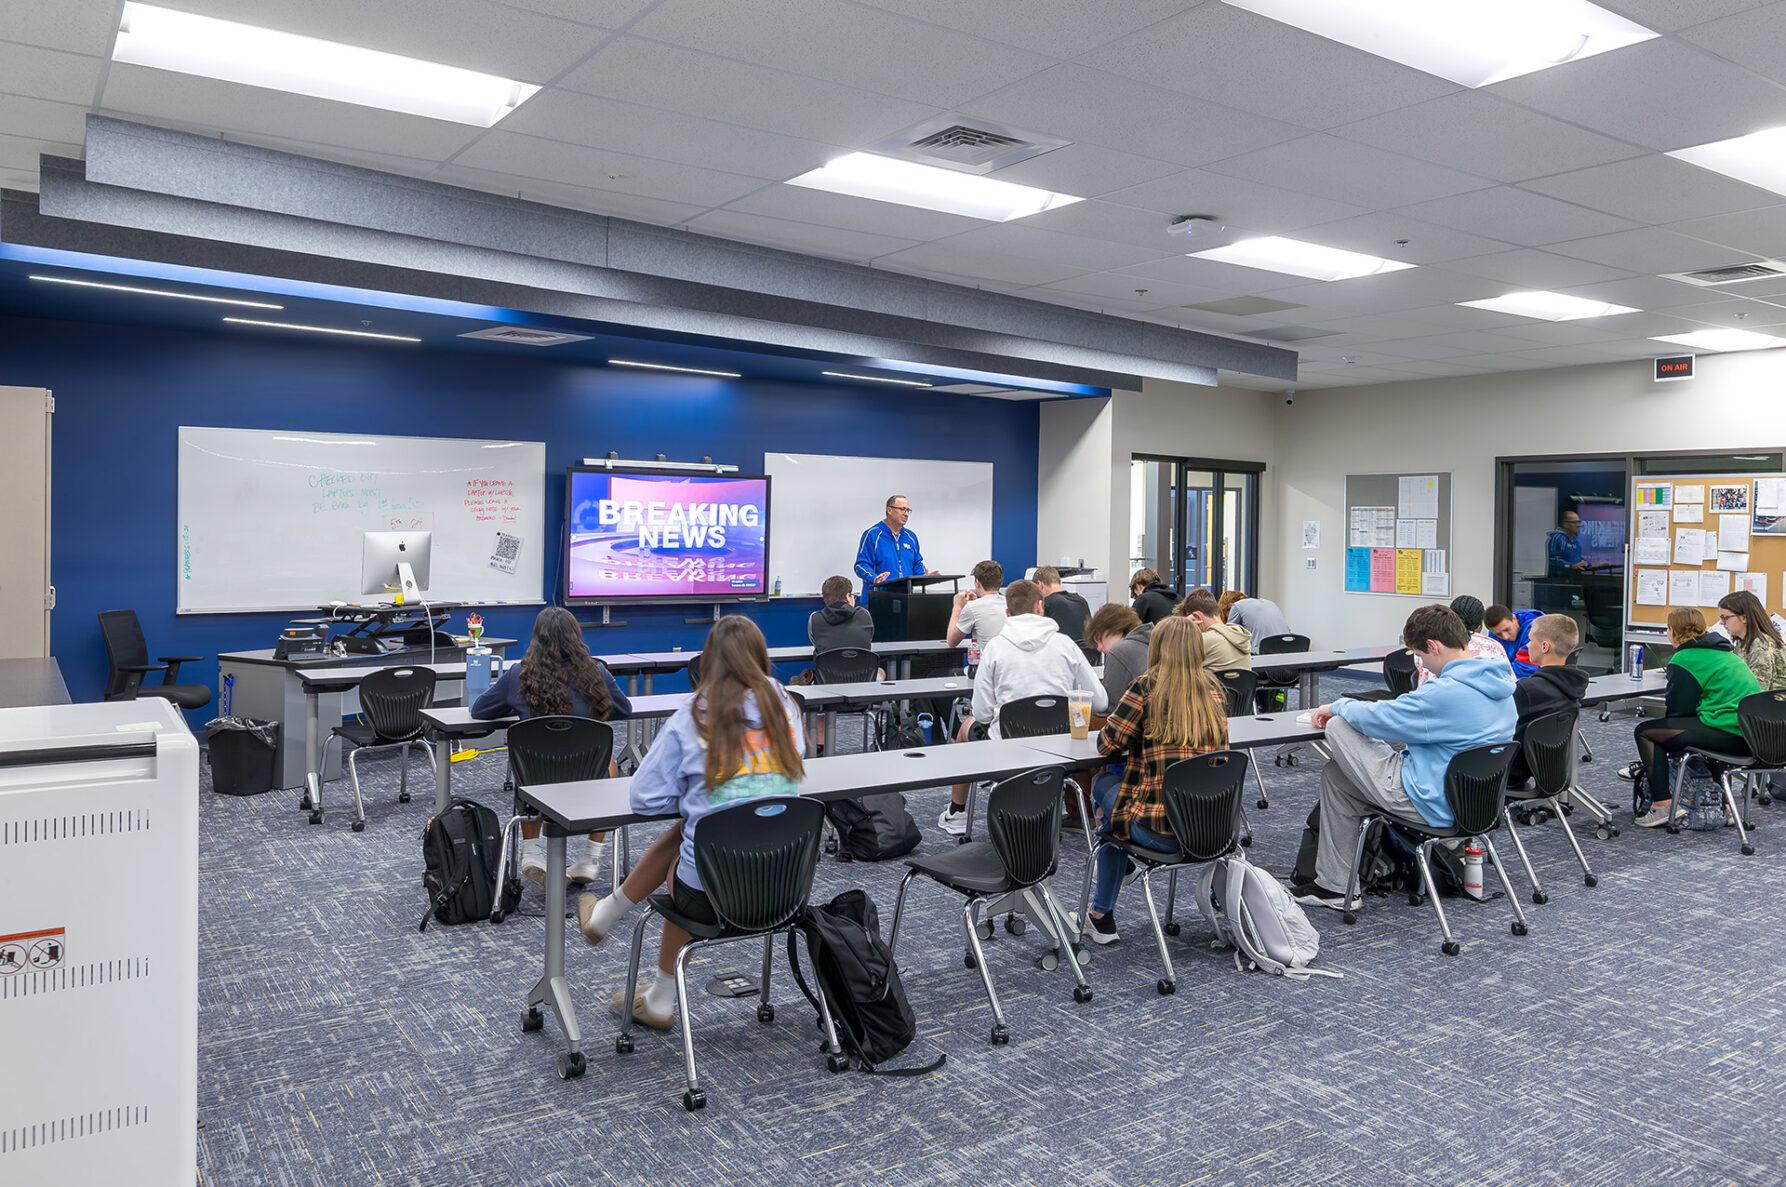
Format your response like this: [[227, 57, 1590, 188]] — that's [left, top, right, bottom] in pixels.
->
[[418, 797, 504, 931], [1380, 824, 1475, 899], [825, 793, 923, 861], [1198, 855, 1337, 980], [787, 889, 945, 1075], [1293, 804, 1398, 896], [1677, 771, 1726, 831]]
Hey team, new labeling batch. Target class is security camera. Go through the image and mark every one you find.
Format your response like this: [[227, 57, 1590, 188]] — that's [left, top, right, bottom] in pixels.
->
[[1284, 388, 1296, 406]]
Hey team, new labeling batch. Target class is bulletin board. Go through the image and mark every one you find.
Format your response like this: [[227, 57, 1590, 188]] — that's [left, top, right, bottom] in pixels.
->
[[1343, 472, 1454, 599], [1625, 473, 1786, 630]]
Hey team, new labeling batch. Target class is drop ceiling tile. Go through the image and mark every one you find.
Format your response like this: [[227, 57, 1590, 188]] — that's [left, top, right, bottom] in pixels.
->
[[681, 209, 920, 261], [990, 144, 1182, 202], [628, 0, 1054, 107], [1014, 199, 1207, 254], [1247, 268, 1496, 317], [1502, 346, 1631, 367], [1186, 295, 1305, 316], [1597, 1, 1771, 33], [1487, 38, 1786, 152], [1671, 294, 1786, 326], [1383, 360, 1496, 378], [1331, 91, 1644, 184], [1296, 211, 1511, 265], [1395, 186, 1637, 247], [1113, 253, 1311, 297], [1077, 2, 1456, 131], [719, 183, 986, 241], [933, 223, 1165, 272], [874, 242, 1081, 287], [494, 0, 659, 25], [435, 162, 710, 224], [1547, 227, 1741, 274], [1371, 330, 1540, 360], [1556, 274, 1737, 311], [454, 131, 769, 206], [0, 130, 83, 176], [1678, 1, 1786, 86], [0, 42, 103, 107], [1488, 319, 1654, 347], [961, 64, 1305, 170], [1030, 272, 1237, 310], [1522, 154, 1781, 227], [0, 3, 121, 54], [1442, 249, 1636, 290], [1666, 205, 1786, 256], [558, 37, 940, 145], [1290, 312, 1447, 339], [851, 0, 1191, 57], [1206, 135, 1492, 211], [0, 93, 90, 146], [1101, 168, 1367, 233]]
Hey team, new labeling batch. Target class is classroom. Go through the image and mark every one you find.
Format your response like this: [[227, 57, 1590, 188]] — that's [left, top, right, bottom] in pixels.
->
[[4, 3, 1786, 1184]]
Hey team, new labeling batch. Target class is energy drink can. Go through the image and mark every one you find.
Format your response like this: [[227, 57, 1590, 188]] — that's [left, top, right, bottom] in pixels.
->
[[1627, 644, 1644, 678]]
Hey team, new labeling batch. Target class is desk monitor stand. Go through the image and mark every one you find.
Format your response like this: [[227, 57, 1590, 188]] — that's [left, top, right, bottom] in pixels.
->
[[395, 562, 420, 601]]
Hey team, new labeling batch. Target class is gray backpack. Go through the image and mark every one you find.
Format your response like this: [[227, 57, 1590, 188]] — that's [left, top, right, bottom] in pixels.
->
[[1197, 855, 1339, 980], [1676, 771, 1726, 832]]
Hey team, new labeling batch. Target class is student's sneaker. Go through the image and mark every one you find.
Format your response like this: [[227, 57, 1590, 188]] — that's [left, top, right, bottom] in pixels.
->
[[518, 837, 549, 888], [567, 841, 604, 885], [1634, 804, 1678, 828], [936, 804, 968, 836], [1615, 762, 1642, 782], [1290, 882, 1359, 912], [1082, 911, 1120, 945], [609, 985, 675, 1031]]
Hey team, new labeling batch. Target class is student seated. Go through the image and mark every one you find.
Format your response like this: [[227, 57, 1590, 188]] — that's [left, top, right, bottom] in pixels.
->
[[1128, 568, 1179, 625], [1485, 603, 1543, 677], [808, 574, 873, 652], [937, 579, 1106, 835], [1507, 613, 1588, 788], [472, 606, 632, 887], [1086, 602, 1151, 709], [1622, 607, 1759, 828], [1075, 618, 1229, 944], [947, 560, 1008, 669], [1175, 588, 1252, 671], [1035, 565, 1094, 661], [1451, 595, 1514, 667], [1221, 591, 1290, 653], [1718, 590, 1786, 689], [590, 615, 805, 1030], [1293, 604, 1516, 910]]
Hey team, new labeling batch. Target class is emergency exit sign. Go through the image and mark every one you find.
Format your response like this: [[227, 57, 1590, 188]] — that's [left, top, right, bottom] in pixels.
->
[[1654, 354, 1695, 382]]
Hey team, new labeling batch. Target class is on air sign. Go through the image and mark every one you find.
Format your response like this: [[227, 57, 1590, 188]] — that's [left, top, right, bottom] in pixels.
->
[[1655, 354, 1695, 382]]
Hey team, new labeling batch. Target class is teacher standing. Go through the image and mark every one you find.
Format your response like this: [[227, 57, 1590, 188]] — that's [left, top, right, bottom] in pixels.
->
[[855, 494, 939, 589]]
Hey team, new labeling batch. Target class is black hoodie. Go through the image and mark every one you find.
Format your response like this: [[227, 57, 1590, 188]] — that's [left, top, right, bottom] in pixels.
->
[[1513, 663, 1591, 728], [1131, 581, 1179, 625], [808, 602, 874, 653]]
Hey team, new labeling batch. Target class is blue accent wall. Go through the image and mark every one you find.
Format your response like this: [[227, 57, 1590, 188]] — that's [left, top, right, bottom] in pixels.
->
[[1, 313, 1041, 713]]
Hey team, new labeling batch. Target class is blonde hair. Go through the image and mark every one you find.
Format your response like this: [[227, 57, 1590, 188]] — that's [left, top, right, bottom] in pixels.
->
[[1142, 617, 1229, 748], [1667, 606, 1707, 646]]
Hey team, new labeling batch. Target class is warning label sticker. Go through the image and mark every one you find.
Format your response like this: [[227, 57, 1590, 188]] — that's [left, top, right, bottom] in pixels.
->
[[0, 927, 64, 974]]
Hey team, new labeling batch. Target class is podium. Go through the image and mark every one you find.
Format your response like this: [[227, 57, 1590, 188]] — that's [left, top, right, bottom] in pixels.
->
[[867, 574, 962, 642]]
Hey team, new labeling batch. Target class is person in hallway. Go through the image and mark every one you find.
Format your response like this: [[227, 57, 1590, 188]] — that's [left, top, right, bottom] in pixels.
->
[[1546, 506, 1589, 576], [854, 494, 937, 589], [1175, 588, 1252, 671], [1292, 604, 1516, 910], [472, 606, 632, 887], [1034, 565, 1094, 661], [1222, 592, 1291, 652], [1486, 603, 1544, 678], [1506, 613, 1588, 788], [1129, 568, 1178, 625]]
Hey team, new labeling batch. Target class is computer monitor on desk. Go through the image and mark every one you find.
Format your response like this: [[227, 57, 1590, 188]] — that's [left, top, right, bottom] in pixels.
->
[[362, 531, 432, 599]]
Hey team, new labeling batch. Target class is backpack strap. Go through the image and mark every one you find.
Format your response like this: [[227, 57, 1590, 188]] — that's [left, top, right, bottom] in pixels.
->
[[417, 871, 470, 933]]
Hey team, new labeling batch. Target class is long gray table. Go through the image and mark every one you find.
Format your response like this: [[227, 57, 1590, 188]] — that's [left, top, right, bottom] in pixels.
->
[[616, 640, 964, 690], [1252, 645, 1402, 707]]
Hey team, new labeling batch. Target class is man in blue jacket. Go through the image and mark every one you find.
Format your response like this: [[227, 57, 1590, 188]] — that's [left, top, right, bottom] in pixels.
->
[[1485, 604, 1544, 677], [854, 494, 937, 590], [1293, 603, 1517, 910]]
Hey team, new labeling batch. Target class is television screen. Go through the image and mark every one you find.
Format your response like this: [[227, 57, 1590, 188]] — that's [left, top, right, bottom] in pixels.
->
[[1577, 503, 1625, 568], [565, 468, 770, 602]]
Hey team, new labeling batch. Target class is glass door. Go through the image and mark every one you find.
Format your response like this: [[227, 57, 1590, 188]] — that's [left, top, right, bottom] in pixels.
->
[[1130, 456, 1261, 596]]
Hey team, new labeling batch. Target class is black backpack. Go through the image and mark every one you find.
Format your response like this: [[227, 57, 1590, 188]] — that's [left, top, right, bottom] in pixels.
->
[[826, 793, 922, 862], [1293, 804, 1397, 894], [787, 890, 944, 1076], [417, 798, 507, 931]]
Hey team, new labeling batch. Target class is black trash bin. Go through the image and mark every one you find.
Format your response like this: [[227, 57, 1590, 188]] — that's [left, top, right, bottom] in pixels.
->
[[206, 717, 280, 796]]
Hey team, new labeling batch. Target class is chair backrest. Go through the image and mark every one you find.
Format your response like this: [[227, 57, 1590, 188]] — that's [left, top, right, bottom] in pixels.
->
[[996, 694, 1070, 739], [1383, 648, 1420, 697], [1520, 709, 1579, 798], [508, 716, 614, 787], [357, 666, 436, 742], [685, 654, 702, 688], [813, 647, 880, 685], [1737, 690, 1786, 767], [692, 796, 825, 934], [985, 766, 1066, 888], [98, 609, 149, 699], [1215, 668, 1257, 716], [1443, 742, 1518, 835], [1564, 647, 1583, 667], [1258, 633, 1311, 656], [1159, 751, 1247, 862]]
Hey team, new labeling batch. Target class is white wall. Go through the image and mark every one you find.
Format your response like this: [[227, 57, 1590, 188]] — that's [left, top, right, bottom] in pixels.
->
[[1037, 395, 1112, 574]]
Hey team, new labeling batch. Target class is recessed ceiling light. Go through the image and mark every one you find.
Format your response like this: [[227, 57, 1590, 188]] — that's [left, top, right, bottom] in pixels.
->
[[1651, 329, 1786, 353], [608, 359, 741, 378], [1221, 0, 1656, 88], [112, 3, 540, 127], [1669, 126, 1786, 198], [821, 371, 934, 387], [1188, 235, 1416, 282], [1458, 291, 1638, 321], [30, 273, 284, 309], [785, 152, 1081, 222], [222, 317, 420, 343]]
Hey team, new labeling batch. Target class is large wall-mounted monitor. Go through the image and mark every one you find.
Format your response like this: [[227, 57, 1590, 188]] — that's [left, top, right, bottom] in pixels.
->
[[565, 468, 771, 603]]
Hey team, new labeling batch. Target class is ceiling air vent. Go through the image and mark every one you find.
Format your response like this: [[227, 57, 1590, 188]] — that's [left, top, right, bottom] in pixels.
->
[[1663, 260, 1786, 288], [871, 116, 1070, 175], [458, 326, 593, 346]]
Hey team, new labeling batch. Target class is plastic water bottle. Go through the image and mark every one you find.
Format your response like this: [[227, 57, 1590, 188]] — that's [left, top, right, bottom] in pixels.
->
[[773, 576, 782, 597], [1463, 842, 1485, 900]]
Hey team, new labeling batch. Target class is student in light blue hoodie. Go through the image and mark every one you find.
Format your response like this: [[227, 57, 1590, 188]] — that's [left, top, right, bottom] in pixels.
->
[[1293, 604, 1516, 910]]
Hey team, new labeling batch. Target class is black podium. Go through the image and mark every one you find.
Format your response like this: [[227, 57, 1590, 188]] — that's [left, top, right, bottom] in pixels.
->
[[867, 574, 962, 642]]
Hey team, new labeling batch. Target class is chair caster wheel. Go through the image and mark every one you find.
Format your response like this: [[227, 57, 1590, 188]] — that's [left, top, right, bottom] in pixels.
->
[[823, 837, 838, 854], [974, 919, 994, 941], [1037, 950, 1060, 972], [1441, 941, 1461, 956], [1285, 754, 1299, 767], [1003, 914, 1026, 936], [757, 1004, 775, 1024], [1594, 827, 1612, 841], [398, 792, 411, 803], [556, 1052, 586, 1080], [1163, 921, 1181, 937], [299, 795, 312, 811], [682, 1089, 706, 1112], [1584, 874, 1599, 888], [520, 1007, 543, 1032], [1157, 979, 1175, 996], [1072, 985, 1094, 1004], [964, 952, 976, 969], [1256, 799, 1269, 810], [1760, 795, 1774, 807], [837, 852, 853, 863], [1742, 843, 1757, 856], [1406, 894, 1423, 908], [1511, 922, 1529, 937], [352, 820, 365, 833], [955, 835, 970, 845], [1070, 942, 1092, 966], [1341, 911, 1357, 926], [826, 1054, 850, 1074], [1531, 892, 1548, 905], [490, 909, 505, 924], [308, 810, 323, 825], [1665, 823, 1680, 835], [614, 1035, 634, 1055], [1274, 755, 1286, 767], [989, 1025, 1010, 1045], [1240, 834, 1253, 848]]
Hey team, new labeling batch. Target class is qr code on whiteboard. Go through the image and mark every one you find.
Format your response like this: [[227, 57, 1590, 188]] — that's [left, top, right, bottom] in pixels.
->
[[490, 532, 523, 575]]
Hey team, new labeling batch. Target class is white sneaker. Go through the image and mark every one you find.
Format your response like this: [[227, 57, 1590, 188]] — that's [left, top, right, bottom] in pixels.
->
[[568, 841, 605, 885], [937, 805, 968, 836], [518, 837, 548, 888]]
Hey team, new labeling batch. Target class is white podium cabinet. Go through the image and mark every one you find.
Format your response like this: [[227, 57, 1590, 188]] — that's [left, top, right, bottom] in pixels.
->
[[0, 698, 198, 1184]]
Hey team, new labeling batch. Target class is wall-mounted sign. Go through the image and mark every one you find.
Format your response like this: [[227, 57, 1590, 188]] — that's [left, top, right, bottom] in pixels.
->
[[1654, 354, 1695, 382]]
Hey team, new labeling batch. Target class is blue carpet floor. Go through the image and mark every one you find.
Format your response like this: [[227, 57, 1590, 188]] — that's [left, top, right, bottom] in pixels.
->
[[193, 672, 1786, 1186]]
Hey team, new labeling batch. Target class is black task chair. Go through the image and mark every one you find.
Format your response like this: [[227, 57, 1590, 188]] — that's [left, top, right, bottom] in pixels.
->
[[685, 654, 702, 689], [1258, 633, 1312, 768], [324, 666, 435, 831], [1510, 710, 1599, 888], [963, 695, 1095, 859], [491, 717, 615, 923], [1343, 649, 1420, 704], [1078, 751, 1247, 996], [1211, 668, 1270, 823], [98, 610, 210, 709], [614, 796, 841, 1111], [1676, 690, 1786, 858], [812, 647, 884, 755], [889, 767, 1092, 1044], [1339, 742, 1530, 956]]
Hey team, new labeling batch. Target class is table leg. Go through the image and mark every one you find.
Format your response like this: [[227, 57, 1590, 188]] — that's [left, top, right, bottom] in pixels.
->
[[642, 672, 655, 695], [526, 830, 582, 1061], [304, 691, 322, 815], [432, 729, 451, 814]]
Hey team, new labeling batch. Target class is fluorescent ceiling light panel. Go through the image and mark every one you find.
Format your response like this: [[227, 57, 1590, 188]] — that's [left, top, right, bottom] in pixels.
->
[[1670, 126, 1786, 197], [821, 371, 934, 387], [1651, 329, 1786, 353], [608, 359, 741, 378], [222, 317, 420, 343], [785, 152, 1081, 222], [30, 273, 283, 309], [113, 3, 540, 126], [1457, 291, 1638, 321], [1221, 0, 1656, 88], [1188, 235, 1416, 282]]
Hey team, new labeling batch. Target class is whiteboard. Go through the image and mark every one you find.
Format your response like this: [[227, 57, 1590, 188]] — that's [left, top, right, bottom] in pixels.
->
[[765, 453, 993, 596], [177, 427, 546, 613]]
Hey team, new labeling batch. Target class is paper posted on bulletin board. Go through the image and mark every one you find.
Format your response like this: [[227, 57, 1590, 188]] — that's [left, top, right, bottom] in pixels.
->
[[1343, 472, 1451, 598]]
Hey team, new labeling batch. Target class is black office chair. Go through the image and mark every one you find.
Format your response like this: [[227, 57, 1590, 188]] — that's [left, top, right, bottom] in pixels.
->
[[1339, 742, 1530, 956], [491, 717, 615, 923], [613, 796, 840, 1111], [98, 609, 210, 709], [325, 666, 435, 831], [1213, 669, 1273, 815], [1510, 710, 1598, 888], [963, 695, 1095, 864], [1078, 751, 1246, 996], [685, 654, 702, 689], [1258, 633, 1312, 768], [1676, 690, 1786, 858], [888, 767, 1092, 1045], [812, 647, 884, 755]]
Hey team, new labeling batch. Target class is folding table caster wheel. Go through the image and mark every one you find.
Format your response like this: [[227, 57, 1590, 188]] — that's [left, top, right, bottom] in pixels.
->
[[837, 852, 853, 863], [1157, 979, 1176, 996], [299, 794, 312, 811], [351, 820, 365, 833], [520, 1007, 543, 1033], [557, 1052, 586, 1080], [1584, 874, 1599, 888], [757, 1004, 775, 1024], [1341, 910, 1358, 925], [1511, 922, 1529, 937], [614, 1034, 635, 1055], [1163, 921, 1181, 937], [989, 1025, 1010, 1045], [964, 951, 976, 969], [1742, 842, 1757, 856], [1072, 985, 1093, 1004], [1003, 914, 1026, 936], [1531, 891, 1548, 905], [824, 835, 838, 854], [398, 791, 411, 804], [683, 1089, 706, 1112], [826, 1054, 850, 1074], [1240, 833, 1253, 848], [308, 810, 323, 825], [1256, 798, 1269, 810], [1441, 941, 1461, 956]]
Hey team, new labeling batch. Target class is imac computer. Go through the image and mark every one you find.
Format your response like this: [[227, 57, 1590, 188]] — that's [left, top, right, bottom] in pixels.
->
[[362, 531, 432, 599]]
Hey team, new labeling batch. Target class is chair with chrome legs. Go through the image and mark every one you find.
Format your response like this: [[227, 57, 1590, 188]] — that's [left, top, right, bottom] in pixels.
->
[[1338, 742, 1530, 956], [812, 646, 884, 756], [326, 665, 435, 832], [1676, 690, 1786, 858], [961, 695, 1094, 851], [1508, 709, 1598, 890], [889, 767, 1092, 1045], [490, 717, 615, 924], [614, 796, 842, 1112], [1215, 669, 1269, 827], [1258, 633, 1313, 770]]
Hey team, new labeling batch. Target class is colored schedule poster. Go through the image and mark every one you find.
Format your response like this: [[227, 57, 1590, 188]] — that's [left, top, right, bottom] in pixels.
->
[[1395, 548, 1422, 594], [1345, 547, 1370, 592], [1369, 548, 1395, 592]]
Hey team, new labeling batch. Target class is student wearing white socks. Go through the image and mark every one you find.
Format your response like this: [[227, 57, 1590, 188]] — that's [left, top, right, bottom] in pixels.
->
[[580, 615, 806, 1030]]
